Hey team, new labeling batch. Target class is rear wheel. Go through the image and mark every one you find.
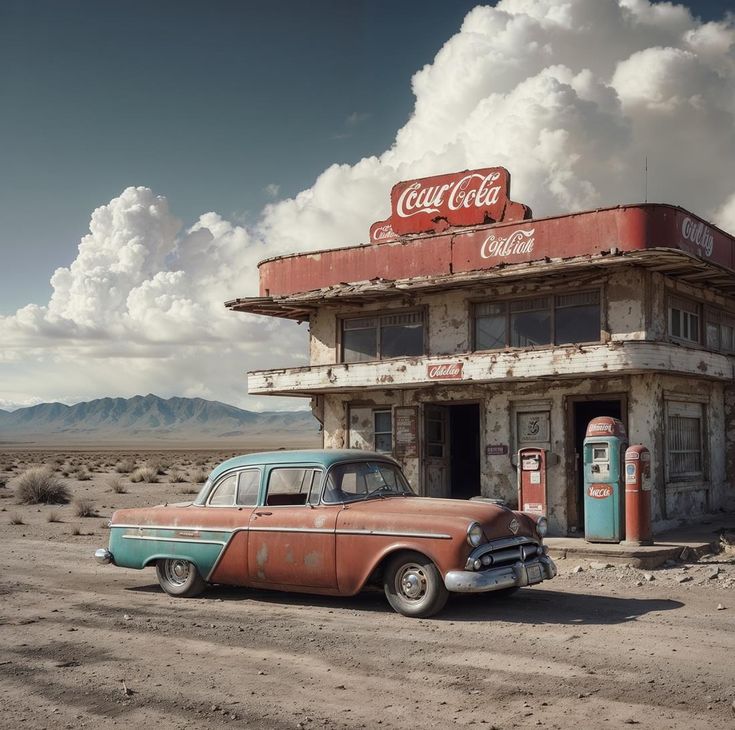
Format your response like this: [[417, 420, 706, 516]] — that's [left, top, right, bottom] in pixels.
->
[[156, 559, 207, 597], [383, 551, 448, 618]]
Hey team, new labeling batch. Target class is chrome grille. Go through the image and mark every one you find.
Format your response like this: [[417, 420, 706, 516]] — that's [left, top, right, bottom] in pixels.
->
[[466, 536, 541, 571]]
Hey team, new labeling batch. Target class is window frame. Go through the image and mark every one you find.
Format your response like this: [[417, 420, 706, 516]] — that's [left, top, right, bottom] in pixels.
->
[[263, 466, 324, 507], [665, 400, 706, 484], [472, 289, 601, 352], [340, 307, 426, 363], [373, 408, 393, 454], [668, 295, 701, 345], [206, 472, 239, 507]]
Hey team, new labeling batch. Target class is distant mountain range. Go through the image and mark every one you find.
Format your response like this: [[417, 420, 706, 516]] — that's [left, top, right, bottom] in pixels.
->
[[0, 394, 321, 446]]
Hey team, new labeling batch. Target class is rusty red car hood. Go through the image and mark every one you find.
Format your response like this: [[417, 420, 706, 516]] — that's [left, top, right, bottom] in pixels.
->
[[342, 496, 537, 540]]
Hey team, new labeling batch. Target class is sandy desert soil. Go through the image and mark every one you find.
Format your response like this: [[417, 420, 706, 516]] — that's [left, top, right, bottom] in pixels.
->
[[0, 449, 734, 730]]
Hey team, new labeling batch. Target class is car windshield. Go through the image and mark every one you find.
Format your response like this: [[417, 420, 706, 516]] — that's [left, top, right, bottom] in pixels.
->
[[322, 461, 415, 503]]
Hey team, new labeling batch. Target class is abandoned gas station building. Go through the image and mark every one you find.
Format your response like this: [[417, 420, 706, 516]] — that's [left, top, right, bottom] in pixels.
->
[[228, 167, 735, 536]]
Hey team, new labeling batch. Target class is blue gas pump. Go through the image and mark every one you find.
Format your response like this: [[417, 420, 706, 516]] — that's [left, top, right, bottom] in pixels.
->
[[583, 416, 627, 543]]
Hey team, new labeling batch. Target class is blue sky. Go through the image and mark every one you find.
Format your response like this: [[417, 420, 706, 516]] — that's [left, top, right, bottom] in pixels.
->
[[0, 0, 480, 311], [1, 0, 734, 410]]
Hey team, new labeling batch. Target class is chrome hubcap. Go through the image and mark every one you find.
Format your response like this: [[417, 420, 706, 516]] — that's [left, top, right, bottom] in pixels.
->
[[397, 564, 427, 601], [165, 559, 190, 586]]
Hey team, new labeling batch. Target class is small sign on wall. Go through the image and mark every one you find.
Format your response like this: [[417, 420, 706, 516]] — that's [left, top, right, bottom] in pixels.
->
[[486, 444, 508, 456], [517, 411, 550, 443], [394, 406, 418, 459]]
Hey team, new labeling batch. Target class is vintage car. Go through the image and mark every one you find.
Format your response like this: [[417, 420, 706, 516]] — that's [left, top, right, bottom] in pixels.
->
[[95, 450, 556, 617]]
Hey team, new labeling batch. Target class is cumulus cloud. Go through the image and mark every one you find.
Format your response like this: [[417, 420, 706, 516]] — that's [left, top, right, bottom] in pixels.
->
[[2, 0, 735, 409]]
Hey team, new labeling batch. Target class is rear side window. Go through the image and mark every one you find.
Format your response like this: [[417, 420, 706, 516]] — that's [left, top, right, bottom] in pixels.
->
[[208, 474, 237, 506]]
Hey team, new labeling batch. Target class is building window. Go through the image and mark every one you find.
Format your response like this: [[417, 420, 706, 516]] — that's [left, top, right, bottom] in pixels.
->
[[374, 409, 392, 453], [668, 296, 700, 344], [704, 307, 735, 353], [342, 311, 424, 362], [474, 291, 600, 351], [666, 401, 705, 482]]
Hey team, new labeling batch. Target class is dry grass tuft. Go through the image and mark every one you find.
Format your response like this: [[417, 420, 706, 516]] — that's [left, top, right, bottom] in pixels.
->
[[15, 467, 70, 504], [190, 468, 208, 484], [114, 458, 136, 474], [168, 470, 187, 483], [47, 510, 62, 523], [9, 512, 24, 525], [73, 499, 97, 517], [71, 526, 81, 536], [130, 466, 160, 483], [105, 475, 127, 494]]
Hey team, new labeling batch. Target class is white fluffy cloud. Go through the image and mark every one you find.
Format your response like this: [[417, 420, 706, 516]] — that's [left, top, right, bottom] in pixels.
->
[[2, 0, 735, 409]]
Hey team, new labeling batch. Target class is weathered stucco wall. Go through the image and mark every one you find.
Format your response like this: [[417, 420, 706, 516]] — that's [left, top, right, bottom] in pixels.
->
[[320, 371, 732, 536]]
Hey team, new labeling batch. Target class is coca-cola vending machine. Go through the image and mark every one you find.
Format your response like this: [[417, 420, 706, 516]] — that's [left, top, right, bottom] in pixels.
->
[[583, 417, 628, 543]]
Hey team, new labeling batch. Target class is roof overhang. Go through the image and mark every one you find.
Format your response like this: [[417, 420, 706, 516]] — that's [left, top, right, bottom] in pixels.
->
[[226, 247, 735, 321]]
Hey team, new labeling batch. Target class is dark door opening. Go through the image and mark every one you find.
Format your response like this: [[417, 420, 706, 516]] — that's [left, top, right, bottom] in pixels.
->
[[571, 399, 622, 531], [423, 403, 481, 499], [449, 404, 481, 499]]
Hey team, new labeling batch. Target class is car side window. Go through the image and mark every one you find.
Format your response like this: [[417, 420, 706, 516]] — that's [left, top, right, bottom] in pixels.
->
[[236, 469, 261, 506], [208, 474, 237, 506], [265, 468, 322, 506]]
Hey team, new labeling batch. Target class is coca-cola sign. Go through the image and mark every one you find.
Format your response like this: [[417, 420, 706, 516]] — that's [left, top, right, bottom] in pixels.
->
[[427, 362, 464, 380], [369, 219, 397, 243], [588, 484, 613, 499], [368, 167, 531, 239], [681, 216, 714, 257], [481, 228, 535, 258]]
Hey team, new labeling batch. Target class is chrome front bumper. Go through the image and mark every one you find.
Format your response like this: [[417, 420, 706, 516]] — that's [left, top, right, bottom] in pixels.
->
[[444, 555, 557, 593], [94, 548, 114, 565]]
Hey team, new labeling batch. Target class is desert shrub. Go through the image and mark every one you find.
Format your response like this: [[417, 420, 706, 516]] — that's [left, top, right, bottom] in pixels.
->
[[0, 477, 6, 489], [73, 499, 96, 517], [190, 468, 208, 484], [9, 512, 24, 525], [115, 458, 136, 473], [105, 475, 127, 494], [130, 466, 159, 483], [146, 459, 169, 475], [73, 467, 92, 481], [71, 526, 81, 536], [15, 467, 70, 505], [168, 470, 187, 483], [47, 510, 62, 523], [178, 487, 198, 495]]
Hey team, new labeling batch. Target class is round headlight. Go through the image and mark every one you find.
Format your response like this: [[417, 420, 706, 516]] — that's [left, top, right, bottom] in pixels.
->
[[535, 516, 548, 538], [467, 521, 485, 547]]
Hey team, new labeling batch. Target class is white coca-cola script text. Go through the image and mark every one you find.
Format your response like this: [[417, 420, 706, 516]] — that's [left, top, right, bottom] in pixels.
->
[[681, 216, 714, 257], [396, 172, 502, 218], [480, 228, 535, 258]]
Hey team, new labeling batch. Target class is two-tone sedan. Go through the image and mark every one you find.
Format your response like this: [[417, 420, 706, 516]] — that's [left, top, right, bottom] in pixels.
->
[[95, 450, 556, 617]]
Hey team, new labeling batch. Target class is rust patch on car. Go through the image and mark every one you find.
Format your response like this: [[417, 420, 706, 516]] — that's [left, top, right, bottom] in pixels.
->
[[304, 551, 321, 568]]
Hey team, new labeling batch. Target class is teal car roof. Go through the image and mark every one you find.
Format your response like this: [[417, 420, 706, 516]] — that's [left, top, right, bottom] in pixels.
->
[[209, 449, 399, 481]]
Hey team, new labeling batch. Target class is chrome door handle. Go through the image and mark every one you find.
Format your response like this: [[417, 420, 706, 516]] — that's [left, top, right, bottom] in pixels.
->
[[255, 511, 272, 516]]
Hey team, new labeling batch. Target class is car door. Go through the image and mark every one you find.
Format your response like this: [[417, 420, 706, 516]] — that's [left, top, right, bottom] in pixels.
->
[[204, 467, 261, 586], [247, 466, 339, 590]]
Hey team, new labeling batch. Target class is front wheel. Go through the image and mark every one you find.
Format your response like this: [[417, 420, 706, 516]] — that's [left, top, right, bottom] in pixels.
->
[[383, 551, 449, 618], [156, 559, 207, 597]]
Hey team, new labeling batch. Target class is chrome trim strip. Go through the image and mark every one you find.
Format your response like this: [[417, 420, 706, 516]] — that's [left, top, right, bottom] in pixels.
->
[[111, 524, 235, 533], [249, 526, 334, 534], [337, 529, 452, 540], [121, 535, 228, 546]]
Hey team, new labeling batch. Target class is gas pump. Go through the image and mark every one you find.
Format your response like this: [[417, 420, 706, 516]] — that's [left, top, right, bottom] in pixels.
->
[[517, 447, 547, 517], [623, 445, 652, 545], [583, 417, 627, 543]]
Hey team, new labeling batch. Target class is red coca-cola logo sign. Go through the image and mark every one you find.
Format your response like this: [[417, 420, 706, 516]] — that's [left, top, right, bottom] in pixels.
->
[[369, 219, 397, 243], [588, 484, 613, 499], [368, 166, 531, 239], [427, 362, 464, 380]]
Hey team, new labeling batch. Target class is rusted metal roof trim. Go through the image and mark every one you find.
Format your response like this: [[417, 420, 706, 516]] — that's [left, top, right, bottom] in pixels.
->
[[227, 247, 735, 320]]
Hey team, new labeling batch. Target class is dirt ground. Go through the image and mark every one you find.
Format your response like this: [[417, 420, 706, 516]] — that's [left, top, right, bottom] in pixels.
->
[[1, 449, 734, 730]]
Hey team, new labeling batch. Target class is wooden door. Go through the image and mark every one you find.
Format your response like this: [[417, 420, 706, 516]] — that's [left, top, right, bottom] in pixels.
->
[[424, 405, 450, 498]]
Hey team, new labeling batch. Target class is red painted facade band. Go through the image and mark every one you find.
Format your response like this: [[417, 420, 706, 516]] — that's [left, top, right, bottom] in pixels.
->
[[258, 204, 735, 298]]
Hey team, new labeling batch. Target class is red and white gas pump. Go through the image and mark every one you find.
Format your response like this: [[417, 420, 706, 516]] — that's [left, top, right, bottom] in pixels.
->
[[517, 447, 548, 517], [623, 445, 652, 546]]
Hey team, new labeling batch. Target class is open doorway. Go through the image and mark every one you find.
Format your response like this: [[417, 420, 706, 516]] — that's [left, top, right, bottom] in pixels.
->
[[569, 397, 625, 532], [424, 403, 481, 499]]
